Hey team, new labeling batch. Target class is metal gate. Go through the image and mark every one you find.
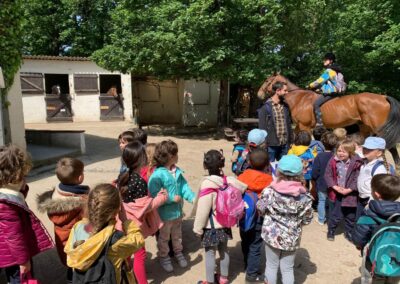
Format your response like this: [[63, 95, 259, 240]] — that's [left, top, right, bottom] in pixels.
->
[[45, 94, 73, 122], [99, 94, 124, 120]]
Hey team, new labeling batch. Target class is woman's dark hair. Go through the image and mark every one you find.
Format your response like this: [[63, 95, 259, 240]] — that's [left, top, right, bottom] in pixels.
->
[[321, 132, 338, 151], [294, 131, 312, 146], [371, 174, 400, 201], [203, 150, 225, 176], [118, 141, 147, 193], [153, 140, 178, 167]]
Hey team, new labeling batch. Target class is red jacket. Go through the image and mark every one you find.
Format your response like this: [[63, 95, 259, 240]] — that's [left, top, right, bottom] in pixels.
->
[[238, 169, 273, 197], [0, 192, 54, 268]]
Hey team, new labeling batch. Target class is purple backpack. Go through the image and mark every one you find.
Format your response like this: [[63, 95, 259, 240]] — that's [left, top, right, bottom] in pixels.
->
[[199, 176, 244, 228]]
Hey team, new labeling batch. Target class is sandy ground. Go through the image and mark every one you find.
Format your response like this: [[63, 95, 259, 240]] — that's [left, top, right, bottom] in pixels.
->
[[20, 121, 363, 284]]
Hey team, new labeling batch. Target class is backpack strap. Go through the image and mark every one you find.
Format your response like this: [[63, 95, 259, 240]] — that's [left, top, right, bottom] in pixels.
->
[[209, 210, 215, 229], [199, 188, 218, 198], [371, 161, 384, 176]]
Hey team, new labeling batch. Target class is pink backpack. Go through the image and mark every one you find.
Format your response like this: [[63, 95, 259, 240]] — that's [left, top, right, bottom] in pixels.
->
[[199, 176, 244, 227]]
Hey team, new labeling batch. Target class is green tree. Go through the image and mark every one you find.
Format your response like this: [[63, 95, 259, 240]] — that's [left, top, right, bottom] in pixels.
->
[[0, 0, 24, 94], [92, 0, 284, 85]]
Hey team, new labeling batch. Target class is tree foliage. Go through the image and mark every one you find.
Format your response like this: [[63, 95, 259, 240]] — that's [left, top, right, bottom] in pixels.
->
[[0, 0, 24, 95], [21, 0, 400, 97]]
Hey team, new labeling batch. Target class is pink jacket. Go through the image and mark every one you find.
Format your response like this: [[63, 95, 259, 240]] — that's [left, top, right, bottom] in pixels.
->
[[0, 192, 54, 267], [116, 192, 167, 238]]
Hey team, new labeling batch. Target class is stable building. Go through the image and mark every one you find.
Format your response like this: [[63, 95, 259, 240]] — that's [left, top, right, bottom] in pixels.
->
[[19, 55, 220, 127]]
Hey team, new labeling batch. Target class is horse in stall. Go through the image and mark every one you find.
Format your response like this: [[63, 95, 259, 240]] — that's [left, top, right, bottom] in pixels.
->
[[257, 74, 400, 164]]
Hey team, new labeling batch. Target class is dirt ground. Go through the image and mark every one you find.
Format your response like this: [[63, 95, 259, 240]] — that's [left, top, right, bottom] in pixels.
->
[[24, 121, 363, 284]]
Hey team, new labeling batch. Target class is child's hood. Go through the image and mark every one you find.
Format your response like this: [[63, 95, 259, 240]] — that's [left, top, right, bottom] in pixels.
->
[[123, 195, 154, 220], [289, 145, 309, 156], [367, 200, 400, 220], [270, 180, 307, 197], [36, 188, 86, 215], [238, 169, 273, 193], [65, 220, 114, 271], [202, 175, 247, 193]]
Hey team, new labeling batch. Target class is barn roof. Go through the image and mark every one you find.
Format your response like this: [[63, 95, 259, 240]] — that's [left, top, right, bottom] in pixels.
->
[[23, 55, 91, 61]]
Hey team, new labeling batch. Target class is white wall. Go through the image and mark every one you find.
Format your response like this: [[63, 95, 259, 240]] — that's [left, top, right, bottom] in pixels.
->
[[6, 72, 27, 149], [20, 59, 133, 123]]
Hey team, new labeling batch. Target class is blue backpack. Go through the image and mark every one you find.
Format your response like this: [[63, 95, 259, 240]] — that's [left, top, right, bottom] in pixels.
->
[[371, 161, 396, 176], [360, 214, 400, 277], [239, 190, 258, 232], [232, 144, 246, 173]]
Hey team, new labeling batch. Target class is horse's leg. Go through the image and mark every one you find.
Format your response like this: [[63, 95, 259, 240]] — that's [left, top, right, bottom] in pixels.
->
[[298, 123, 311, 133], [359, 124, 372, 138], [389, 147, 400, 166]]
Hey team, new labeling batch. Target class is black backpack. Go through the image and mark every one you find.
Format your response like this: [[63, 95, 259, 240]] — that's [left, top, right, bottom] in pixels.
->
[[73, 230, 128, 284]]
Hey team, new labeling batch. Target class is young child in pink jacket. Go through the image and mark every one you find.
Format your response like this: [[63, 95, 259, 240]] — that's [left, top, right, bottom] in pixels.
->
[[117, 141, 167, 284], [0, 145, 53, 283]]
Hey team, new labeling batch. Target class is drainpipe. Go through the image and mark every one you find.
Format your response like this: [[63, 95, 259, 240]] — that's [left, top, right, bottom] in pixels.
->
[[0, 67, 6, 146]]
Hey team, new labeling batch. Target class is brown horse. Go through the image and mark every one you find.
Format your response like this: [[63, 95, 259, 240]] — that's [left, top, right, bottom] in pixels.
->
[[257, 74, 400, 164]]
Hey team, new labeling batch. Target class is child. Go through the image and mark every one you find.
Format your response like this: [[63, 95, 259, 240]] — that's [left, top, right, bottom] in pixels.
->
[[65, 183, 144, 284], [140, 143, 156, 183], [118, 130, 135, 174], [324, 139, 363, 241], [353, 174, 400, 284], [288, 131, 316, 185], [356, 137, 393, 219], [238, 149, 273, 282], [0, 145, 53, 283], [117, 141, 167, 284], [349, 133, 365, 158], [311, 132, 338, 225], [193, 150, 247, 284], [310, 126, 327, 155], [37, 157, 89, 281], [128, 128, 148, 145], [333, 127, 347, 142], [148, 140, 195, 272], [231, 129, 248, 174], [257, 155, 313, 284], [235, 128, 268, 176]]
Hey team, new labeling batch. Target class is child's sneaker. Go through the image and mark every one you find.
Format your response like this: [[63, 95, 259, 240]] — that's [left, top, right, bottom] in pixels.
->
[[175, 252, 188, 268], [159, 256, 174, 272]]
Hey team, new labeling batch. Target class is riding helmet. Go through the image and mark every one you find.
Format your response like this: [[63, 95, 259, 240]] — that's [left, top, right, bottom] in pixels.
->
[[323, 52, 336, 62]]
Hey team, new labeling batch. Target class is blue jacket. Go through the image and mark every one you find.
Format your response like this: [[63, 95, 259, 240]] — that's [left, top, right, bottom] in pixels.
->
[[148, 166, 195, 221], [352, 200, 400, 249]]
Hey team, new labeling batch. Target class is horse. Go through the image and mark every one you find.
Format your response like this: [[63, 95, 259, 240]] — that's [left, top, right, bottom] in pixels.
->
[[257, 74, 400, 164]]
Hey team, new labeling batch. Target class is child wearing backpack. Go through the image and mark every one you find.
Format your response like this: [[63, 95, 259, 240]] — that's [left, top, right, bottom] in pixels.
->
[[352, 174, 400, 284], [310, 126, 327, 155], [324, 139, 363, 241], [148, 140, 195, 272], [231, 129, 248, 174], [65, 183, 145, 284], [235, 129, 268, 176], [257, 155, 313, 284], [357, 137, 395, 220], [193, 150, 247, 284], [117, 141, 168, 284], [288, 131, 316, 188], [36, 157, 89, 282], [238, 148, 273, 282], [0, 145, 54, 284]]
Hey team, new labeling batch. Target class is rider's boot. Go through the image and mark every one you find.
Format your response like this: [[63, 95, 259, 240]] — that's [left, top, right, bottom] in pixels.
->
[[315, 111, 323, 127]]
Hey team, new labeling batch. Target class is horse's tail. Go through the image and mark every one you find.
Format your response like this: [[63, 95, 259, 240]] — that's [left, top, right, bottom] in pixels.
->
[[378, 96, 400, 149]]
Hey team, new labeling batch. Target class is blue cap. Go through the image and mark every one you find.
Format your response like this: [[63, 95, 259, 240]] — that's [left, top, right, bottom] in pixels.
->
[[278, 155, 303, 176], [362, 137, 386, 150], [248, 129, 268, 146]]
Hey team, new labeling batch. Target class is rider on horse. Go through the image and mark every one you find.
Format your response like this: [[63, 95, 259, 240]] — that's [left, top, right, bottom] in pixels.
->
[[309, 52, 345, 127]]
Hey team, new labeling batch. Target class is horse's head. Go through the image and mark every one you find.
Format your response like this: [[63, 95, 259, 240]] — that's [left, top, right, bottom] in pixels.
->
[[257, 72, 288, 100], [51, 85, 61, 95]]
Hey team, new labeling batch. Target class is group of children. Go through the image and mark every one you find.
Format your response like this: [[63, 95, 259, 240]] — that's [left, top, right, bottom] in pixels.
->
[[0, 125, 399, 284]]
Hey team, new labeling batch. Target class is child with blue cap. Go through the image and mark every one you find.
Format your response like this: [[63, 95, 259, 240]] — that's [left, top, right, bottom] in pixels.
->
[[257, 155, 313, 284], [356, 136, 394, 219]]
